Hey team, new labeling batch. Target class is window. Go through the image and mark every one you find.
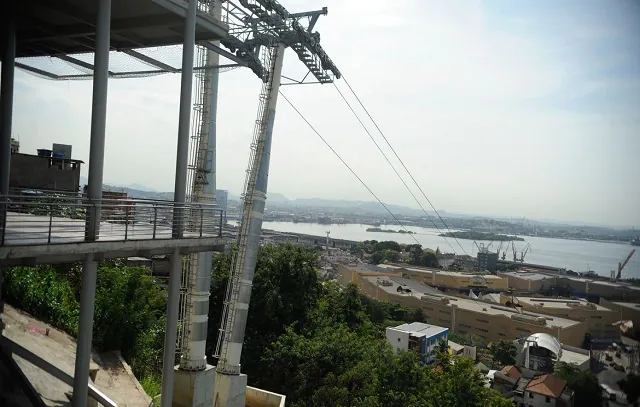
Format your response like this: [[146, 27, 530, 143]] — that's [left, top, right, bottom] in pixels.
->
[[529, 392, 533, 399], [477, 328, 488, 333], [460, 323, 472, 329], [397, 338, 401, 342], [591, 315, 602, 319], [498, 333, 505, 337], [516, 327, 530, 333], [545, 396, 551, 403], [476, 319, 489, 323]]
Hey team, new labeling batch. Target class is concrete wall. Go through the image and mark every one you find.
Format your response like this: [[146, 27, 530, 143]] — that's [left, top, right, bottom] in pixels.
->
[[246, 386, 286, 407], [500, 273, 545, 292], [10, 153, 81, 192], [385, 327, 410, 354], [524, 391, 560, 407]]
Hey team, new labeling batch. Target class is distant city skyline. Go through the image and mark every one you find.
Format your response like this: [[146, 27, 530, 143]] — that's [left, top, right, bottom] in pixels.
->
[[11, 0, 640, 227]]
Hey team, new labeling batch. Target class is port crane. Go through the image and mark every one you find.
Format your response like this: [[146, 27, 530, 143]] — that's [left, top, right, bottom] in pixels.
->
[[616, 249, 636, 280], [520, 243, 532, 262]]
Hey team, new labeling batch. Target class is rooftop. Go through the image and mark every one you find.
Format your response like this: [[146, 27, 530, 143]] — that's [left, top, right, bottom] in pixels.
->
[[514, 296, 611, 311], [500, 271, 550, 281], [612, 301, 640, 311], [379, 264, 504, 280], [526, 374, 567, 398], [390, 322, 448, 338], [363, 276, 582, 328]]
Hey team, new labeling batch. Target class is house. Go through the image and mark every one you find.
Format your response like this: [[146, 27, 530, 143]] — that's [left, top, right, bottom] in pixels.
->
[[492, 365, 574, 407], [385, 322, 448, 364]]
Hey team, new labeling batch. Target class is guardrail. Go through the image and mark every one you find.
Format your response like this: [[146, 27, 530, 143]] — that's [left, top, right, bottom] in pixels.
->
[[0, 194, 223, 246]]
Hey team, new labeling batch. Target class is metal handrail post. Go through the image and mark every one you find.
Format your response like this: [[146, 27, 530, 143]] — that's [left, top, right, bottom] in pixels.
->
[[47, 204, 53, 243], [124, 204, 129, 240], [153, 205, 158, 239], [219, 209, 223, 237]]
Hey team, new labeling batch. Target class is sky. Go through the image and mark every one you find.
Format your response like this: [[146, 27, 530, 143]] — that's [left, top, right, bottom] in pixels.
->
[[10, 0, 640, 227]]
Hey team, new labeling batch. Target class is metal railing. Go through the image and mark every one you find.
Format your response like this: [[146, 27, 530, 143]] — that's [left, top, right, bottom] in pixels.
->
[[0, 194, 223, 246]]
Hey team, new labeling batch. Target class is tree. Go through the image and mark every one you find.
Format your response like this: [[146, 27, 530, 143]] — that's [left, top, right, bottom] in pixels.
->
[[555, 362, 602, 407], [418, 252, 440, 268], [490, 340, 517, 367], [370, 251, 384, 264], [374, 240, 401, 252], [618, 374, 640, 406], [438, 338, 449, 354]]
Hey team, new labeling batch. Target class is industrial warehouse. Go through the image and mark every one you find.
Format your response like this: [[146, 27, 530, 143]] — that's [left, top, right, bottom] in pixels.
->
[[338, 263, 627, 347]]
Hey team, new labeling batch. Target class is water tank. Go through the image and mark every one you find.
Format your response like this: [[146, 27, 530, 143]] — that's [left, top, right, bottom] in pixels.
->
[[37, 149, 52, 157]]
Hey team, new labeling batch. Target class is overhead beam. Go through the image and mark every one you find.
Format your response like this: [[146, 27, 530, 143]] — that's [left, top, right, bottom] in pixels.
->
[[199, 41, 248, 67], [15, 62, 60, 79], [122, 49, 179, 73]]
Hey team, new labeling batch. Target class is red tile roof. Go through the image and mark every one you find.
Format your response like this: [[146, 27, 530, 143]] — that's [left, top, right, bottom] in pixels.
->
[[500, 365, 521, 379], [526, 374, 567, 398]]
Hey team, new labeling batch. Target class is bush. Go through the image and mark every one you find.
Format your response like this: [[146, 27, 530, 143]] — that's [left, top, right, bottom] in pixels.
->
[[2, 263, 167, 389]]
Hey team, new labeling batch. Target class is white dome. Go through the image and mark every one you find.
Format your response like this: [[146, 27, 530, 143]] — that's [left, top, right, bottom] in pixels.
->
[[523, 333, 562, 358]]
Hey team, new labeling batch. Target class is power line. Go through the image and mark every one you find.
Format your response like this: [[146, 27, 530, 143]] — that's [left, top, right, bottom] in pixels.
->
[[332, 82, 458, 255], [280, 90, 478, 292], [340, 75, 469, 257], [279, 91, 425, 248]]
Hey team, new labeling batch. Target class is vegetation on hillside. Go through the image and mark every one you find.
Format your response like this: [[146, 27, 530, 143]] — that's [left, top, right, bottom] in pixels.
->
[[3, 243, 511, 406], [554, 362, 602, 407]]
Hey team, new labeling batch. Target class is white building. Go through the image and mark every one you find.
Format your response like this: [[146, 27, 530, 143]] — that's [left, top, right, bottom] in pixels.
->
[[386, 322, 448, 364]]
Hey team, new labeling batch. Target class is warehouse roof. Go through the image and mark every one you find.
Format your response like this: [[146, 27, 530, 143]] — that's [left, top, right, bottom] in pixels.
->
[[363, 276, 581, 328], [379, 264, 504, 280], [500, 271, 550, 281], [514, 296, 611, 311]]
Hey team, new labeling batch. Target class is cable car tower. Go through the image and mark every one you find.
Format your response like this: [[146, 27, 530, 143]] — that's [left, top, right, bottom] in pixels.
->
[[205, 1, 340, 405]]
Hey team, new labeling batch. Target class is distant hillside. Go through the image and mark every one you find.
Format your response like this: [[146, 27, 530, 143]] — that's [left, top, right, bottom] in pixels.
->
[[266, 197, 429, 217]]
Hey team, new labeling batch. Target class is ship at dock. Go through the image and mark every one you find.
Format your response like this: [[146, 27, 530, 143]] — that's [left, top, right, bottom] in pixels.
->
[[632, 237, 640, 246]]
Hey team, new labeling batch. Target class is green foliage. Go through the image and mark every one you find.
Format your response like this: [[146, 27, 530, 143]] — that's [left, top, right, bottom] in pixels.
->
[[554, 362, 602, 407], [4, 243, 512, 406], [140, 375, 162, 398], [490, 340, 517, 368], [2, 265, 80, 335], [416, 252, 440, 268], [2, 262, 167, 390]]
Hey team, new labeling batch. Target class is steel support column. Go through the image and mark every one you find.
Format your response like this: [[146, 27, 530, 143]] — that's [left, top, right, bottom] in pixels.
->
[[0, 12, 15, 197], [72, 0, 111, 406], [172, 0, 197, 237], [161, 0, 197, 403], [161, 248, 182, 407], [0, 11, 16, 259]]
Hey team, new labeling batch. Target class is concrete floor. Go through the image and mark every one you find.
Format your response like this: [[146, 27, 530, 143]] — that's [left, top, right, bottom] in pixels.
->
[[2, 305, 151, 407], [3, 212, 216, 245]]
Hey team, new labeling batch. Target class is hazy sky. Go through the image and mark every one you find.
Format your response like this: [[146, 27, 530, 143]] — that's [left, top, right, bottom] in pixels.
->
[[11, 0, 640, 227]]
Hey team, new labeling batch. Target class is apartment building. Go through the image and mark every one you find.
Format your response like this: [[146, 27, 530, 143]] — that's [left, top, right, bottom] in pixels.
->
[[378, 264, 509, 293], [503, 295, 620, 341], [385, 322, 449, 364]]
